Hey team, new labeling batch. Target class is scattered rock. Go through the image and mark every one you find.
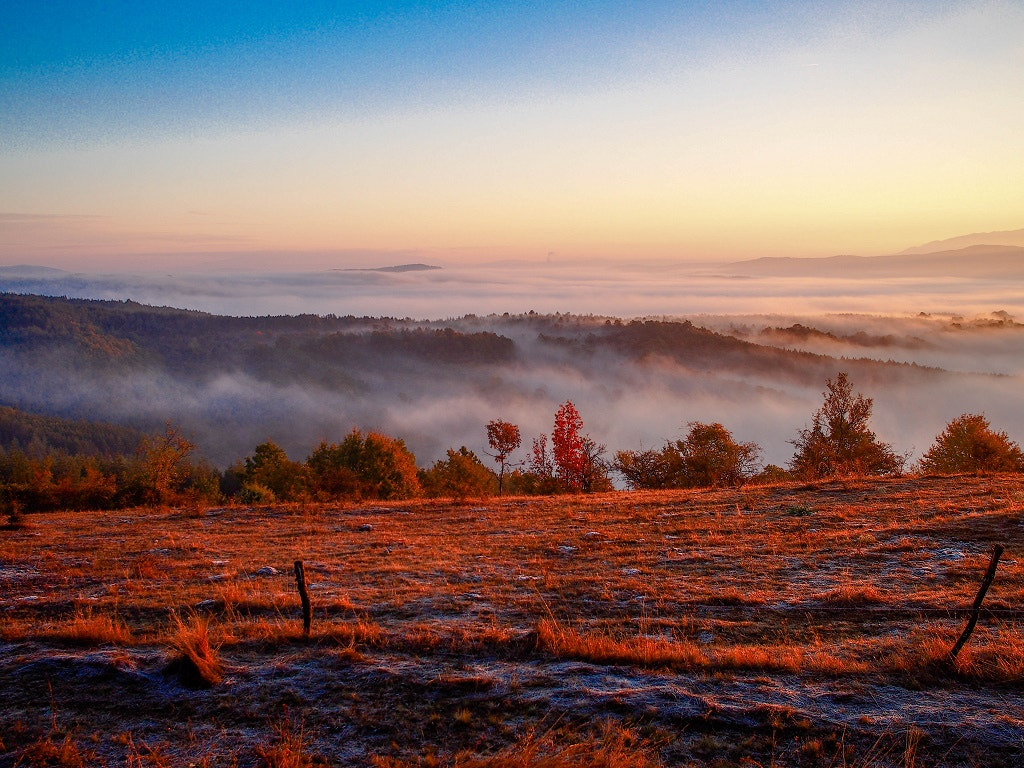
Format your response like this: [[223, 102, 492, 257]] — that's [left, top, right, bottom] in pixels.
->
[[358, 524, 374, 532], [255, 566, 278, 576]]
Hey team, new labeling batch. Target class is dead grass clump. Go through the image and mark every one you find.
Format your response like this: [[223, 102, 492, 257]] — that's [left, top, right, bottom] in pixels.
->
[[941, 626, 1024, 683], [713, 643, 803, 673], [535, 620, 707, 669], [164, 613, 223, 688], [538, 621, 819, 674], [256, 716, 322, 768], [47, 610, 133, 646], [371, 719, 662, 767], [817, 584, 890, 607], [227, 616, 384, 648], [19, 733, 95, 768], [323, 618, 385, 647]]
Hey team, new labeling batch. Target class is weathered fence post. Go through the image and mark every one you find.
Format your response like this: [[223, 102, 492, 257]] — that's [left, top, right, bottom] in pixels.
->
[[945, 544, 1003, 667], [294, 560, 312, 638]]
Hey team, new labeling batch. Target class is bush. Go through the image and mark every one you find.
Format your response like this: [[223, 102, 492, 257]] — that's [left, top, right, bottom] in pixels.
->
[[615, 422, 760, 489], [241, 440, 306, 501], [918, 413, 1024, 474], [237, 482, 277, 505], [421, 447, 497, 500]]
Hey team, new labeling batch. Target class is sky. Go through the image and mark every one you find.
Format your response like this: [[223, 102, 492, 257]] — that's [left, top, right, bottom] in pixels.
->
[[1, 0, 1023, 272]]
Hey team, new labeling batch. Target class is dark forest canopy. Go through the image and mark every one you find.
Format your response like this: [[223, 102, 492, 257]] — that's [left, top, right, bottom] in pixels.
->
[[0, 404, 147, 458]]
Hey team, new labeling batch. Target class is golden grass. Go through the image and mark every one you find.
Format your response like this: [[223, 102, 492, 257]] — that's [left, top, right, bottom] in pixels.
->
[[371, 719, 663, 768], [39, 610, 134, 646], [535, 619, 708, 670], [2, 474, 1023, 765]]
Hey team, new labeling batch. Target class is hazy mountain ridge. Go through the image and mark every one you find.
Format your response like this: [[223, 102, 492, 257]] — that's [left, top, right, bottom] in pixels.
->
[[730, 244, 1024, 279], [900, 228, 1024, 254]]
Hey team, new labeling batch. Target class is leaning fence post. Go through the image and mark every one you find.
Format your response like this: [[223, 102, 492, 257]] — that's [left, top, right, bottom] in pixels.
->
[[945, 544, 1003, 667], [294, 560, 312, 638]]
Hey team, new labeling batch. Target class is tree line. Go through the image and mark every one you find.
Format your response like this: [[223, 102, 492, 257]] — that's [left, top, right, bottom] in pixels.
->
[[2, 371, 1023, 517]]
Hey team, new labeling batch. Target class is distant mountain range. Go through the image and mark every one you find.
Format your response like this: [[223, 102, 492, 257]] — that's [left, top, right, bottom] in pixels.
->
[[730, 244, 1024, 279], [900, 228, 1024, 254]]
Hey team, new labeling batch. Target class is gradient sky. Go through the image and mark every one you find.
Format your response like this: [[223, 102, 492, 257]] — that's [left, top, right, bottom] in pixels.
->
[[1, 0, 1022, 271]]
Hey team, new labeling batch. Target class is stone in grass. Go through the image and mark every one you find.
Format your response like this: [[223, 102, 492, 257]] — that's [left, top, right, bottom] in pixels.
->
[[255, 566, 278, 576]]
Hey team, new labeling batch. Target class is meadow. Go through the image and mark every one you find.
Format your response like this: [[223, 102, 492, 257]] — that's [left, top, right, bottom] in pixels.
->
[[2, 474, 1022, 767]]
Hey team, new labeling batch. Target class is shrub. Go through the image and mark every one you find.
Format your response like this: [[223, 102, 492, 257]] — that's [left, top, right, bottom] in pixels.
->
[[421, 447, 497, 500], [242, 440, 306, 501], [918, 413, 1024, 474], [615, 423, 760, 489], [306, 429, 420, 500], [671, 421, 760, 487], [237, 482, 277, 505]]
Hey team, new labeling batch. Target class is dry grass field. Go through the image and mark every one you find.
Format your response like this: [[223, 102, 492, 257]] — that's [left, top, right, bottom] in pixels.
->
[[2, 474, 1023, 767]]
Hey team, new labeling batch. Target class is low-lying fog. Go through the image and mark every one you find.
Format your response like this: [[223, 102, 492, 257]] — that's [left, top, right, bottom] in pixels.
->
[[2, 259, 1023, 320], [1, 261, 1022, 473]]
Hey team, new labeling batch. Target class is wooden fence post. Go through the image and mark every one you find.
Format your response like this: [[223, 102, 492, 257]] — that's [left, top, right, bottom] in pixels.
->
[[294, 560, 312, 638], [945, 544, 1003, 667]]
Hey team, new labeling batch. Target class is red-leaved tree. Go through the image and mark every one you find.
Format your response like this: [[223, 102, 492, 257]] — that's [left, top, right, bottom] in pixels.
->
[[552, 401, 587, 491]]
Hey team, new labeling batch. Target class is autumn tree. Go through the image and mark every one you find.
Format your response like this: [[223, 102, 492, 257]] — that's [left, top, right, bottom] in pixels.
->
[[485, 419, 521, 495], [547, 401, 610, 492], [918, 413, 1024, 474], [305, 439, 361, 500], [789, 372, 904, 479], [127, 424, 202, 506]]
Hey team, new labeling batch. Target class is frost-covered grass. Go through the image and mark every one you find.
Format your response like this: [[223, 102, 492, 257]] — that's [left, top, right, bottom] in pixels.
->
[[1, 474, 1023, 766]]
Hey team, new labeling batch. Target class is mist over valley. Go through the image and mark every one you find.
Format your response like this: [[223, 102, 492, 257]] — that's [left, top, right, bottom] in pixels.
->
[[1, 287, 1021, 473]]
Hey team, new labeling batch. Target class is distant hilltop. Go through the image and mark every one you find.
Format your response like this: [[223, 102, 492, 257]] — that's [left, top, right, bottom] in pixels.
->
[[335, 263, 442, 273]]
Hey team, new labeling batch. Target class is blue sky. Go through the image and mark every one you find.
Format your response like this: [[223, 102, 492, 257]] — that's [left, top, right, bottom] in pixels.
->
[[1, 1, 1022, 270]]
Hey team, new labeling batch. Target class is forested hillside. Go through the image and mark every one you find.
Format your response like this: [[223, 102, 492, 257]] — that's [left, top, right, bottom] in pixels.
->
[[0, 405, 146, 457]]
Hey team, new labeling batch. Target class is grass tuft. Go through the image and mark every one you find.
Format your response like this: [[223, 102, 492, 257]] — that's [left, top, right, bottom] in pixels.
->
[[164, 613, 223, 689]]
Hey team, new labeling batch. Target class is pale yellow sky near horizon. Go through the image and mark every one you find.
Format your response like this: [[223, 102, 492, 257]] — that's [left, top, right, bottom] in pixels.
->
[[1, 1, 1022, 272]]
